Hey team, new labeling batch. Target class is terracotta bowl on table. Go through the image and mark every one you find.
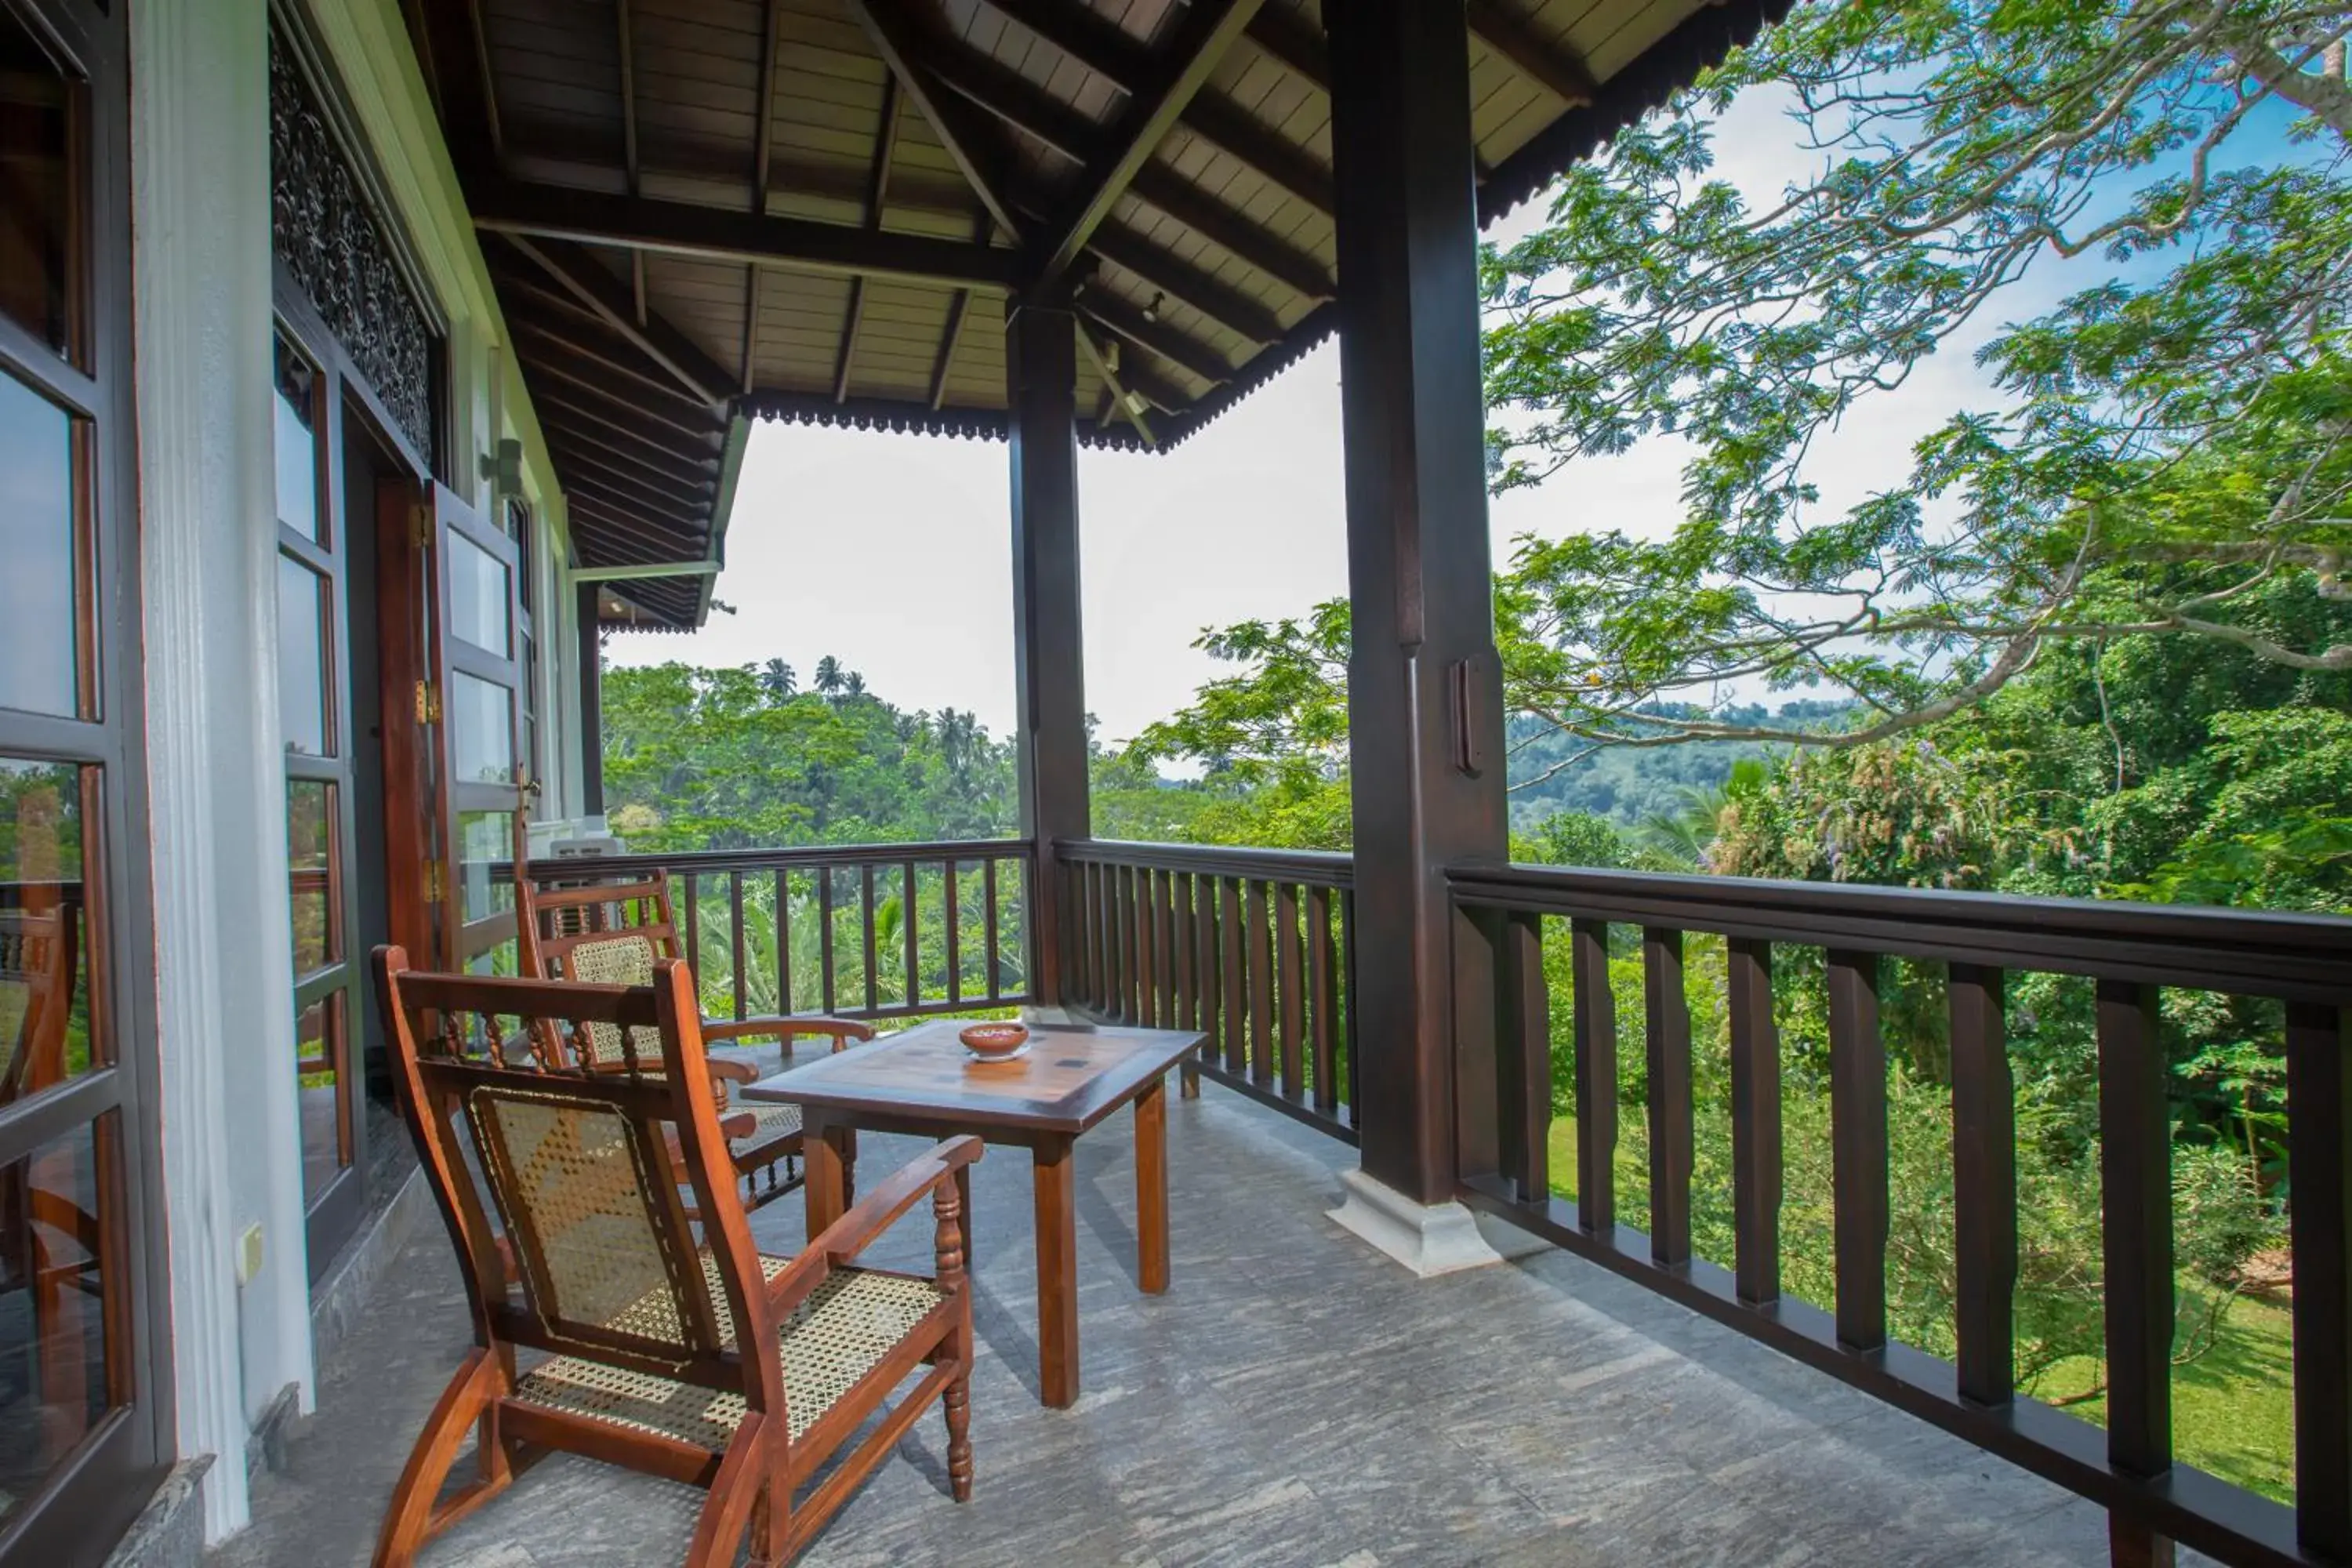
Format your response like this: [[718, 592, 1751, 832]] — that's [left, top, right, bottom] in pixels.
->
[[958, 1022, 1030, 1062]]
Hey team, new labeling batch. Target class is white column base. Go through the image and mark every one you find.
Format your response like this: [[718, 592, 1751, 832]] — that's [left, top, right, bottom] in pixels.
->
[[1327, 1167, 1550, 1277]]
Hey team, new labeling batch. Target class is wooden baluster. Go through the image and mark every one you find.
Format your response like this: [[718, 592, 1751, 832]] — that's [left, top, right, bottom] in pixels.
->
[[2288, 1000, 2352, 1560], [818, 867, 837, 1016], [775, 868, 793, 1016], [944, 858, 963, 1007], [1645, 928, 1693, 1266], [2097, 977, 2174, 1566], [1340, 891, 1359, 1127], [1276, 881, 1304, 1101], [728, 871, 747, 1021], [1454, 906, 1503, 1187], [1155, 869, 1177, 1029], [1828, 949, 1888, 1352], [904, 860, 921, 1011], [985, 855, 1002, 1003], [1308, 884, 1338, 1113], [1949, 963, 2016, 1406], [1087, 860, 1107, 1009], [1504, 910, 1551, 1203], [1220, 878, 1246, 1076], [684, 872, 702, 983], [1198, 874, 1224, 1072], [1728, 937, 1781, 1306], [1105, 865, 1126, 1020], [1246, 880, 1274, 1085], [1130, 869, 1148, 1025], [1572, 917, 1617, 1234], [860, 863, 880, 1015], [1177, 873, 1202, 1098]]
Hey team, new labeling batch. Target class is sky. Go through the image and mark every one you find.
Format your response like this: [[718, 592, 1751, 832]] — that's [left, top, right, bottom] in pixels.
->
[[601, 87, 2086, 746]]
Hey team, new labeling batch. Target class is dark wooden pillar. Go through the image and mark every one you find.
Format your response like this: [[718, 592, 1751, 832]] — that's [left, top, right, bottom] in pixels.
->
[[575, 580, 604, 816], [1328, 0, 1509, 1207], [1008, 299, 1089, 1005]]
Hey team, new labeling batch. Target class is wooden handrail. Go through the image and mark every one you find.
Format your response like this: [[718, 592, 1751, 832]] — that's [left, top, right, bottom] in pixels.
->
[[1056, 837, 1354, 886]]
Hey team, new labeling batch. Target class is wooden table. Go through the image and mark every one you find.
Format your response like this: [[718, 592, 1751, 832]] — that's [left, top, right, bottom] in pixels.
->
[[742, 1018, 1204, 1408]]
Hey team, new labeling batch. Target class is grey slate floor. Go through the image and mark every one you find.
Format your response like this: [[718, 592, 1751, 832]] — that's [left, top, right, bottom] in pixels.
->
[[209, 1083, 2194, 1568]]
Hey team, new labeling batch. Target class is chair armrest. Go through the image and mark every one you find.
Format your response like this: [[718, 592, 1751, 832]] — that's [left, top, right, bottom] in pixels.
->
[[700, 1014, 876, 1047], [766, 1136, 982, 1316], [704, 1058, 759, 1085]]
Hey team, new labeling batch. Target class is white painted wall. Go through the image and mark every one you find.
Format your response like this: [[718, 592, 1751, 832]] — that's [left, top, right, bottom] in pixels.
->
[[129, 0, 310, 1538]]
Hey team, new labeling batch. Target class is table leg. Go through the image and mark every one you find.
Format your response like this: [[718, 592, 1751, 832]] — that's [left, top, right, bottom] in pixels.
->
[[804, 1120, 847, 1237], [1033, 1137, 1079, 1407], [1137, 1076, 1170, 1295]]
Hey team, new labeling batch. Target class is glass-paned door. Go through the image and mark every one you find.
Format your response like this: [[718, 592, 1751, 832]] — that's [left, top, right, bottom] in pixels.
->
[[0, 0, 169, 1561], [270, 332, 367, 1270], [382, 485, 527, 981]]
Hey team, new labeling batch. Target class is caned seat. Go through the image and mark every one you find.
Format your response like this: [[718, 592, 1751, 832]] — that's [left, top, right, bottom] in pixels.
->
[[516, 869, 873, 1211], [371, 949, 979, 1568]]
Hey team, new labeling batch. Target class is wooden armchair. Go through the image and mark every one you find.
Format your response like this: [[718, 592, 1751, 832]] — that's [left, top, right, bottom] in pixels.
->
[[370, 949, 978, 1568], [514, 869, 870, 1210]]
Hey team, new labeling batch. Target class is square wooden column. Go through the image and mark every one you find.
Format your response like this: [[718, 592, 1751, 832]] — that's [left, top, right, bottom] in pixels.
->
[[575, 581, 604, 816], [1008, 299, 1090, 1004], [1329, 0, 1510, 1207]]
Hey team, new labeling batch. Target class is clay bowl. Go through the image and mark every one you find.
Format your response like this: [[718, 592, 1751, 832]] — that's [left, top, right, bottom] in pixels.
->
[[959, 1022, 1030, 1062]]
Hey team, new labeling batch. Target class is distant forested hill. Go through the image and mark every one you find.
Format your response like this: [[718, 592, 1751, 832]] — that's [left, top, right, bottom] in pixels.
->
[[1504, 702, 1853, 827]]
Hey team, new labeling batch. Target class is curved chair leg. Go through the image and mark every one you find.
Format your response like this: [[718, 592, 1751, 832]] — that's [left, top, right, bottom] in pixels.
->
[[685, 1414, 768, 1568], [373, 1351, 499, 1568]]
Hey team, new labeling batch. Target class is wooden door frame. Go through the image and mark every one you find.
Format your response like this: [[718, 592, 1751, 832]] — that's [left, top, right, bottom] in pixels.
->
[[0, 0, 172, 1560]]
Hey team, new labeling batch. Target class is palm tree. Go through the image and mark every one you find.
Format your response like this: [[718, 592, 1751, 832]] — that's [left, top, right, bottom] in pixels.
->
[[841, 671, 867, 700], [760, 658, 796, 700], [812, 655, 844, 695], [1636, 760, 1764, 868]]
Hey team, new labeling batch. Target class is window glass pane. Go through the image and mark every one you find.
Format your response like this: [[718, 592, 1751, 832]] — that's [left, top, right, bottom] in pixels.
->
[[296, 994, 348, 1206], [0, 10, 78, 356], [456, 811, 514, 925], [286, 781, 338, 977], [0, 1115, 120, 1523], [276, 555, 328, 756], [272, 343, 320, 543], [449, 672, 513, 784], [448, 533, 509, 656], [0, 370, 78, 718], [1, 758, 96, 1095]]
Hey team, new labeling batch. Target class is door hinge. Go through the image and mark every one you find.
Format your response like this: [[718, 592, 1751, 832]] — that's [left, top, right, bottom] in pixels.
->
[[411, 503, 431, 549], [423, 862, 446, 904], [414, 680, 441, 724]]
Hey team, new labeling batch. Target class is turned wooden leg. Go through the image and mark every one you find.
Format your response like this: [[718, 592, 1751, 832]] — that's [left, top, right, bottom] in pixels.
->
[[935, 1175, 975, 1502], [1033, 1137, 1079, 1407], [1137, 1078, 1170, 1295]]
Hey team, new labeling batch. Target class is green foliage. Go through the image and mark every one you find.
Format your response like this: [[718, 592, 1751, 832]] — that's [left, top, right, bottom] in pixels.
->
[[1479, 0, 2352, 749]]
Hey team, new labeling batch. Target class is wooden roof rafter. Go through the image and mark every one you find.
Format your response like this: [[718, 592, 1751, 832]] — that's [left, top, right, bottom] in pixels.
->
[[838, 0, 1031, 242], [1076, 317, 1154, 447], [495, 234, 732, 408], [1030, 0, 1268, 287], [1466, 0, 1600, 107], [835, 74, 905, 405]]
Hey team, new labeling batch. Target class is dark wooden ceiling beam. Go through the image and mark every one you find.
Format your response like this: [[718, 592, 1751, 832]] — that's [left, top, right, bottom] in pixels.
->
[[1127, 166, 1332, 301], [1178, 91, 1333, 214], [930, 45, 1100, 164], [557, 461, 712, 532], [837, 0, 1027, 241], [564, 489, 704, 549], [1076, 317, 1154, 445], [1076, 289, 1229, 386], [495, 234, 734, 407], [540, 413, 718, 492], [1243, 7, 1329, 91], [412, 0, 500, 179], [1465, 0, 1598, 107], [566, 508, 706, 569], [1087, 222, 1283, 345], [513, 343, 731, 445], [836, 74, 904, 404], [535, 394, 720, 470], [503, 307, 713, 415], [928, 288, 973, 409], [978, 0, 1155, 89], [1036, 0, 1268, 287], [472, 178, 1023, 290]]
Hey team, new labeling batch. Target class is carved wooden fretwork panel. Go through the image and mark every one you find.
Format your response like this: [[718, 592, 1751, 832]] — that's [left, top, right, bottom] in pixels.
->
[[269, 31, 437, 461]]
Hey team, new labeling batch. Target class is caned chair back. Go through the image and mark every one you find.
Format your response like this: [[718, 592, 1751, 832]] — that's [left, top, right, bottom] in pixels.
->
[[0, 902, 78, 1106], [374, 949, 779, 1406], [514, 872, 683, 1068]]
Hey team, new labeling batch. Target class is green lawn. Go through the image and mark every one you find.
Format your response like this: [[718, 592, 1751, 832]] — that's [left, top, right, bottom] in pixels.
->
[[1543, 1119, 2296, 1504]]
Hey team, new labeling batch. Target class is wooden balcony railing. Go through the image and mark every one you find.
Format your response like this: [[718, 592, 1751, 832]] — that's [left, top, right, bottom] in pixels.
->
[[1447, 861, 2352, 1568], [1056, 840, 1358, 1143], [519, 840, 1036, 1024]]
